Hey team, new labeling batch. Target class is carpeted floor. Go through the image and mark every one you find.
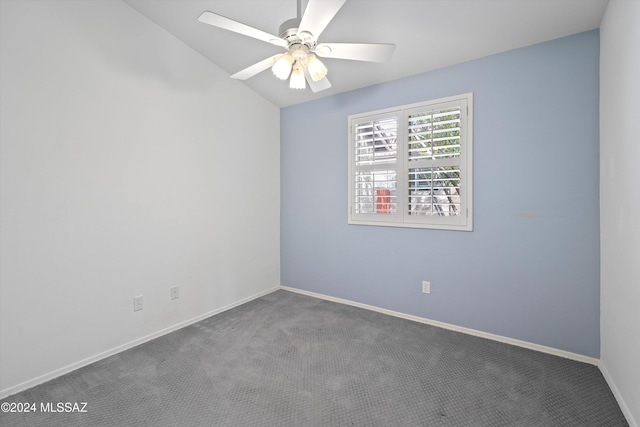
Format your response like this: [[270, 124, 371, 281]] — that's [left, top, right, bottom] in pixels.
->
[[0, 290, 629, 426]]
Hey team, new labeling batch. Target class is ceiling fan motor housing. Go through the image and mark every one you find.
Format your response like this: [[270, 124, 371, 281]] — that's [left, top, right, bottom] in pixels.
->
[[279, 18, 316, 49]]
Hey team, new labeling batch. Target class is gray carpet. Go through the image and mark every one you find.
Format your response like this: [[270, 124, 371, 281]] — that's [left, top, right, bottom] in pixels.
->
[[0, 290, 628, 426]]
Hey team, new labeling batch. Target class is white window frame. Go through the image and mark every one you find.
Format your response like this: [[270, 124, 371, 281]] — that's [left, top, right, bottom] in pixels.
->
[[348, 93, 473, 231]]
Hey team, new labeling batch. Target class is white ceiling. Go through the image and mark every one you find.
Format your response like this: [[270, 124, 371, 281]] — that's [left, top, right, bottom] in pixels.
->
[[123, 0, 608, 108]]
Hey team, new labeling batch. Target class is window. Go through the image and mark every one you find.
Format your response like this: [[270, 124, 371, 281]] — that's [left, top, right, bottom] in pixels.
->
[[348, 93, 473, 231]]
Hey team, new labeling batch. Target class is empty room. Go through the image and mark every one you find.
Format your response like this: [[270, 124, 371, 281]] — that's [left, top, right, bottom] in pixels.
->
[[0, 0, 638, 425]]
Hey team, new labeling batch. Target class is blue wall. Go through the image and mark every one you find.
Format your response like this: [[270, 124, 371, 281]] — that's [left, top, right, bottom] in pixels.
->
[[281, 31, 600, 358]]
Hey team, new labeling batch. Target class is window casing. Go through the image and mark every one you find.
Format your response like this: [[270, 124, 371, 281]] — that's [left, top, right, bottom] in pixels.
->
[[348, 93, 473, 231]]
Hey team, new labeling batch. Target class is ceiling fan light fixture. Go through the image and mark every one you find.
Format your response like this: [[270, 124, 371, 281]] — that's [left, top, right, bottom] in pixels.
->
[[289, 66, 306, 89], [306, 54, 327, 81], [272, 53, 294, 80]]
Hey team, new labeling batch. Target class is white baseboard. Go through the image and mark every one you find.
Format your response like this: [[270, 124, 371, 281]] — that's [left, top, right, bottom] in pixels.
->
[[0, 285, 280, 400], [280, 286, 599, 366], [599, 361, 638, 427]]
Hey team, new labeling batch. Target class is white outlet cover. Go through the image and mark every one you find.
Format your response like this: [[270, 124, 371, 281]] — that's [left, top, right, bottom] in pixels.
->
[[422, 281, 431, 294], [133, 296, 143, 311]]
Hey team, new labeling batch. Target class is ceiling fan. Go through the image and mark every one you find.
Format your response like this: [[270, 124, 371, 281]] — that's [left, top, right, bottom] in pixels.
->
[[197, 0, 395, 92]]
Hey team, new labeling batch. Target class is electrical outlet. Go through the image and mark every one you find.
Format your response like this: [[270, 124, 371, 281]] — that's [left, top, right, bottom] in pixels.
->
[[133, 295, 143, 311], [170, 286, 179, 300], [422, 281, 431, 294]]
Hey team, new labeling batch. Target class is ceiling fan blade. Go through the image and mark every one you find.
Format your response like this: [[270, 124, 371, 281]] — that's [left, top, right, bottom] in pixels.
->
[[230, 55, 280, 80], [314, 43, 396, 62], [298, 0, 346, 41], [304, 68, 332, 93], [198, 11, 287, 48]]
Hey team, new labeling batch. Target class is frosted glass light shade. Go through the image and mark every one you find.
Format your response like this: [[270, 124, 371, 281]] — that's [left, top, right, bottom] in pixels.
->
[[307, 55, 327, 81], [289, 67, 306, 89], [272, 54, 293, 80]]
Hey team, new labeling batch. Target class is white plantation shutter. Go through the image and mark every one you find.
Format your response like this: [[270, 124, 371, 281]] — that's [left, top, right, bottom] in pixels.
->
[[350, 113, 401, 222], [354, 118, 397, 166], [407, 167, 461, 216], [407, 109, 461, 161], [348, 93, 473, 230], [406, 101, 465, 223]]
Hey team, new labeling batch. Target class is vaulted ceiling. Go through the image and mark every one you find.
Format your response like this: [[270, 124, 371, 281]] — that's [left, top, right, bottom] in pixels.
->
[[124, 0, 608, 108]]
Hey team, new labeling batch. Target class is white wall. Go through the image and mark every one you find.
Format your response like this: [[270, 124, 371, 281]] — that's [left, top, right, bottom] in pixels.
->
[[0, 0, 280, 396], [600, 1, 640, 426]]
